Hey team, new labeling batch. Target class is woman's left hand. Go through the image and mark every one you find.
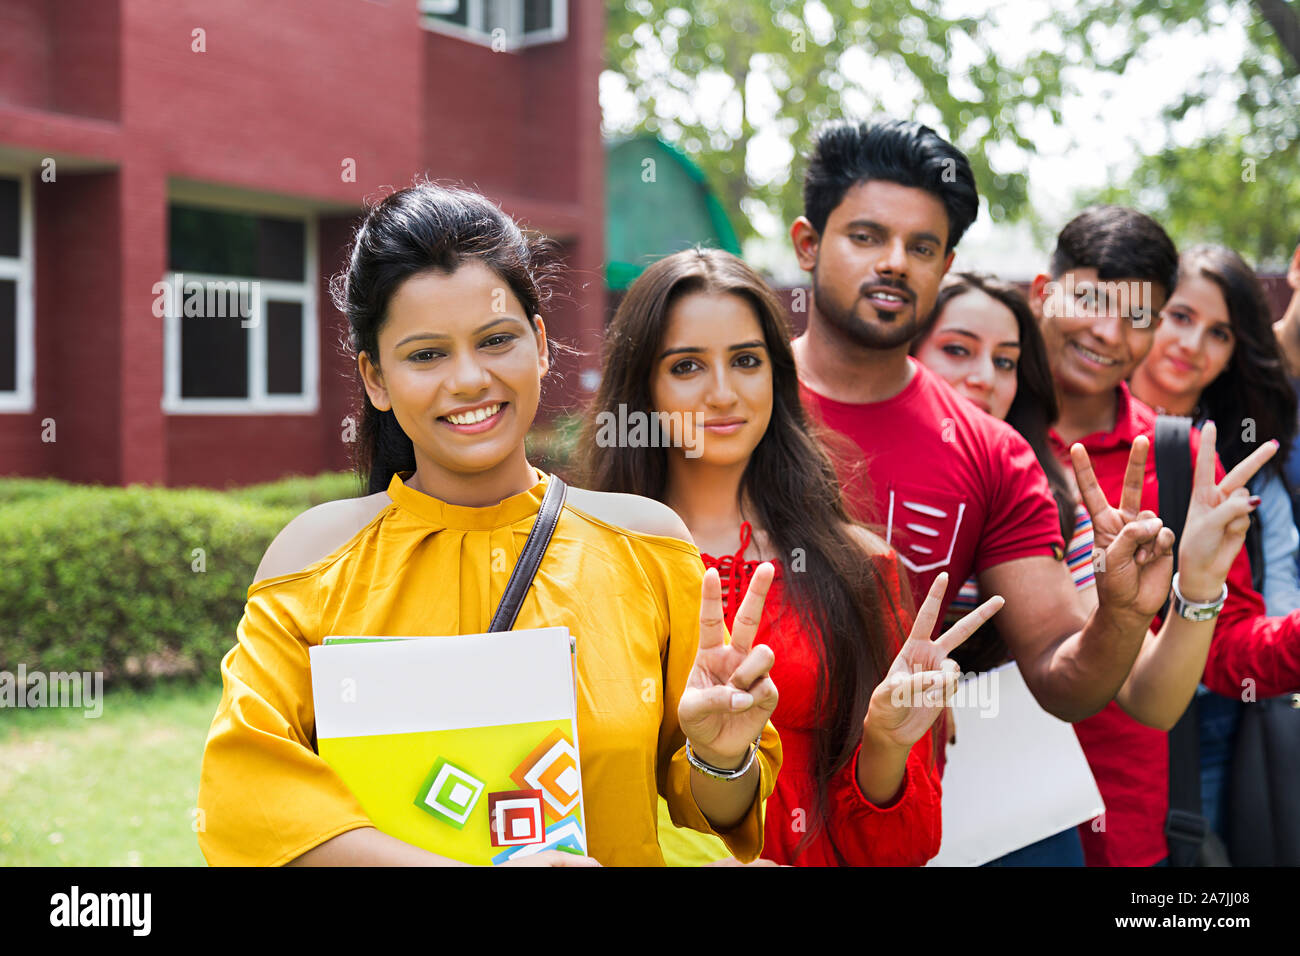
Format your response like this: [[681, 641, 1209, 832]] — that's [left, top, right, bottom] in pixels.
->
[[864, 572, 1004, 751], [678, 563, 779, 769], [1176, 420, 1276, 598]]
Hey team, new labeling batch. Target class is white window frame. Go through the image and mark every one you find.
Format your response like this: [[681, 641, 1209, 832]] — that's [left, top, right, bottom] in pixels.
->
[[0, 166, 35, 413], [161, 208, 318, 415], [417, 0, 567, 49]]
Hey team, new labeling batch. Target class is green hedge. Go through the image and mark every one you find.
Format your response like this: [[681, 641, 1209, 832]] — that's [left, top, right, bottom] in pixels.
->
[[225, 471, 366, 510], [0, 477, 78, 507], [527, 412, 583, 479], [0, 447, 589, 687], [0, 472, 359, 686]]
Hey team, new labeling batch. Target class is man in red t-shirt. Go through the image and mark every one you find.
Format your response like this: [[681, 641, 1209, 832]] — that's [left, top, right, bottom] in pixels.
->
[[1030, 205, 1300, 865], [789, 119, 1173, 732]]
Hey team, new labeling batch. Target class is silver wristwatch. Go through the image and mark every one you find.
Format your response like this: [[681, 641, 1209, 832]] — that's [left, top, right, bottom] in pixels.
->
[[1170, 572, 1228, 622], [685, 738, 761, 780]]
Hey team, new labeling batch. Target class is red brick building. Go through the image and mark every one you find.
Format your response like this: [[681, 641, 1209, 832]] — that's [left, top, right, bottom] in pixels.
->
[[0, 0, 605, 488]]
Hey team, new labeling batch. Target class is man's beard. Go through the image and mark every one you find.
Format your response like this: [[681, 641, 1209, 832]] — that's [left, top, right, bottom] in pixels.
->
[[812, 269, 931, 351]]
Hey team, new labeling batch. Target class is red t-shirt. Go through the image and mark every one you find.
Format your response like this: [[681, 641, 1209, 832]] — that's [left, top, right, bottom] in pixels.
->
[[702, 525, 942, 866], [1055, 383, 1300, 867], [800, 358, 1066, 629]]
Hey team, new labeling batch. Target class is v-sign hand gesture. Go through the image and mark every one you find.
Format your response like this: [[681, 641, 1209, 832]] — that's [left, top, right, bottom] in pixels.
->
[[678, 563, 779, 769], [1071, 436, 1176, 620], [1175, 421, 1276, 600], [865, 572, 1004, 750]]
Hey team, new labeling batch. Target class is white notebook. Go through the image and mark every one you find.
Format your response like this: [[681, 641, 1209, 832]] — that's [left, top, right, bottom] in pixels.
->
[[308, 626, 586, 865], [927, 661, 1105, 866]]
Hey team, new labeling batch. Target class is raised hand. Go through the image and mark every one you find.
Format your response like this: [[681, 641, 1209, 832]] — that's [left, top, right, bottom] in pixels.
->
[[864, 572, 1004, 750], [1176, 421, 1276, 600], [678, 563, 779, 769], [1071, 436, 1176, 619]]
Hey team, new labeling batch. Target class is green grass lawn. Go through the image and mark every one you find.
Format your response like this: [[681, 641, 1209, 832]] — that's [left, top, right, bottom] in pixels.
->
[[0, 680, 223, 866]]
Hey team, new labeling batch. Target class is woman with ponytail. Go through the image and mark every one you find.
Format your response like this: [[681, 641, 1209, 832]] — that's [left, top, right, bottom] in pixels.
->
[[196, 183, 782, 867]]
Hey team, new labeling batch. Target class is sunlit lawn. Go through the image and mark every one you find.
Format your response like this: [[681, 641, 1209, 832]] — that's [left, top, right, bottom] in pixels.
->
[[0, 680, 223, 866]]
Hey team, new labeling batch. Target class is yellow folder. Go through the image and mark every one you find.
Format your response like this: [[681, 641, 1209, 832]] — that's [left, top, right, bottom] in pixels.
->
[[309, 627, 586, 865]]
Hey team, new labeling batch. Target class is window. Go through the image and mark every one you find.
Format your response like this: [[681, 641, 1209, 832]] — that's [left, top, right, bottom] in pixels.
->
[[418, 0, 567, 48], [0, 170, 33, 413], [161, 204, 317, 414]]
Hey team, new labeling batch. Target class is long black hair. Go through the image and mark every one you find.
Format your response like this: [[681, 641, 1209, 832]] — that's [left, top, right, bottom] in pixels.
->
[[917, 272, 1075, 542], [1176, 245, 1297, 477], [576, 247, 910, 861], [329, 181, 558, 494], [913, 272, 1074, 672]]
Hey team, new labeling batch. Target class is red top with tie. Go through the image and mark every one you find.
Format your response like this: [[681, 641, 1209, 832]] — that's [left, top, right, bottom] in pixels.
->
[[701, 522, 943, 866]]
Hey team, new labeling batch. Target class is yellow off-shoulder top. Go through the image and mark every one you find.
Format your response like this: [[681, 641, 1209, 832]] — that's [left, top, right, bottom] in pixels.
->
[[196, 469, 781, 866]]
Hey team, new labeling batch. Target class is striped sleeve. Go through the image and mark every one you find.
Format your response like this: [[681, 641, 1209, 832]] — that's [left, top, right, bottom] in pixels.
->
[[949, 504, 1094, 627], [946, 574, 983, 619], [1064, 504, 1096, 590]]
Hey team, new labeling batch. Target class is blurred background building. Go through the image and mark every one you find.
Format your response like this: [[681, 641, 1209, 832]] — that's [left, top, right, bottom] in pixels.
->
[[1, 0, 1293, 488], [0, 0, 605, 487]]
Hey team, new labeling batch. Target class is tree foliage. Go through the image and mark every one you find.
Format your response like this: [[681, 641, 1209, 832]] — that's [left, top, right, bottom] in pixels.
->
[[604, 0, 1068, 243], [1059, 0, 1300, 266]]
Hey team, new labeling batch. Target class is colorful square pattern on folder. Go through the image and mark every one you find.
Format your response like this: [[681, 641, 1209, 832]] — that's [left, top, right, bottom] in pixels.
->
[[416, 758, 485, 828], [309, 627, 585, 865], [488, 789, 546, 847], [511, 728, 581, 820], [491, 814, 586, 865]]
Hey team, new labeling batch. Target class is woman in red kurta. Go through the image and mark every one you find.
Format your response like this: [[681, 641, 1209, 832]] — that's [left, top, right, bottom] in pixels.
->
[[704, 521, 944, 865], [577, 249, 1003, 865]]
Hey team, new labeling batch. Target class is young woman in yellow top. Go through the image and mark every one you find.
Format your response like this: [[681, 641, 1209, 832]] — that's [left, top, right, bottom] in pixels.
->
[[195, 183, 782, 867]]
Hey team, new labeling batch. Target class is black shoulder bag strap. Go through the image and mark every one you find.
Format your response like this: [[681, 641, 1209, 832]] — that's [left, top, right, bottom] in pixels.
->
[[487, 474, 567, 633], [1155, 415, 1218, 866]]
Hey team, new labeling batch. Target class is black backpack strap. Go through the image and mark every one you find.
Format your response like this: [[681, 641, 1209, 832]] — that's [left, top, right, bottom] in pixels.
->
[[1154, 415, 1194, 605], [1289, 469, 1300, 540], [1244, 510, 1266, 595], [1154, 415, 1210, 866], [488, 475, 567, 633]]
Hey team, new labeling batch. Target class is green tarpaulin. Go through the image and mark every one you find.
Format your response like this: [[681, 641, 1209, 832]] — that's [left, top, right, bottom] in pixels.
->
[[605, 136, 742, 290]]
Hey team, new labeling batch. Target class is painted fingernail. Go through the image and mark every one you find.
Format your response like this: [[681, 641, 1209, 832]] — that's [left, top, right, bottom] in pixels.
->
[[731, 691, 753, 710], [1249, 495, 1261, 507], [1272, 439, 1281, 448]]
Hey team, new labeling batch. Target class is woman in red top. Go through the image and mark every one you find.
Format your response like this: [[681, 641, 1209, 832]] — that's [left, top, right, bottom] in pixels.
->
[[576, 248, 1002, 865]]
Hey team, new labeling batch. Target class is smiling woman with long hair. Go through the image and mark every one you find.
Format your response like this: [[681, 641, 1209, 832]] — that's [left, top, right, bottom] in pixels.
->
[[578, 248, 1002, 866], [195, 184, 782, 867], [911, 272, 1095, 865], [1131, 245, 1300, 615], [912, 269, 1279, 865], [913, 273, 1082, 672], [1130, 245, 1300, 843]]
